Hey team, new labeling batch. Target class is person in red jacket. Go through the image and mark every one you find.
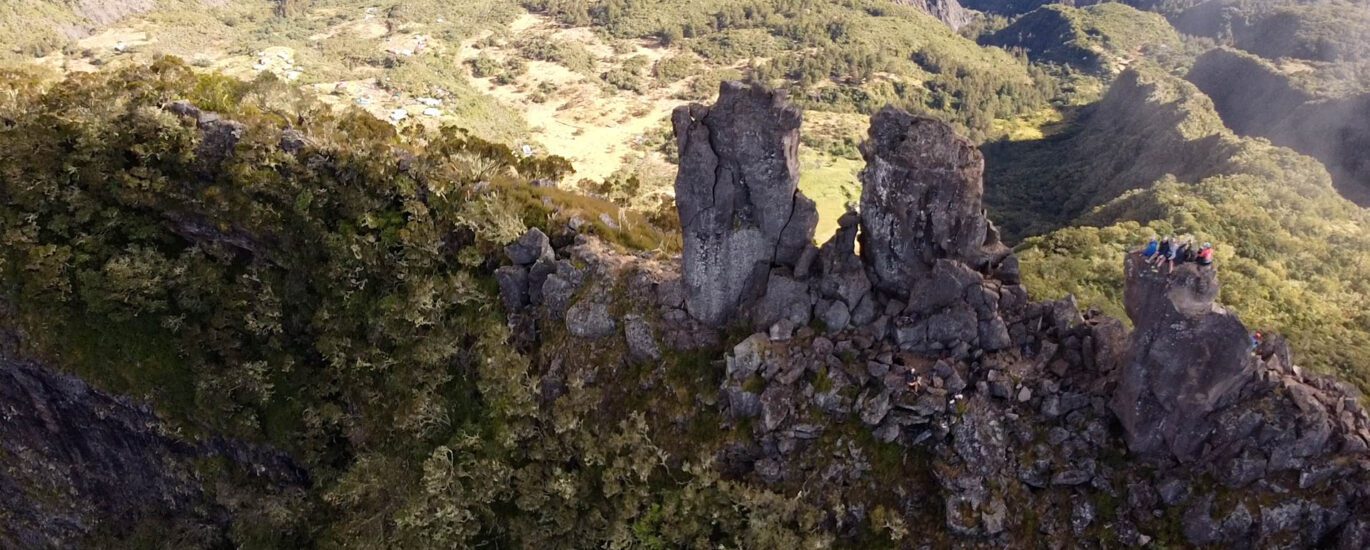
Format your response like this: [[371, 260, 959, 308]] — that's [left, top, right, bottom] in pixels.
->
[[1196, 242, 1214, 268]]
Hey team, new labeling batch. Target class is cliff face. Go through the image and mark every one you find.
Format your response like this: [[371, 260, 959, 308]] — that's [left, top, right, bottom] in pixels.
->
[[894, 0, 975, 31], [672, 82, 818, 326]]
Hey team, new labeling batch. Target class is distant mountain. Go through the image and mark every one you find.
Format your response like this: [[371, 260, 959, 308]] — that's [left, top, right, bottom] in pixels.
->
[[1188, 48, 1370, 205], [985, 67, 1370, 388]]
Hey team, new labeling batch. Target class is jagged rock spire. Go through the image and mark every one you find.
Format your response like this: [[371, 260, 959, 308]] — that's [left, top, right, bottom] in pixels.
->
[[857, 107, 1014, 297], [672, 81, 818, 326]]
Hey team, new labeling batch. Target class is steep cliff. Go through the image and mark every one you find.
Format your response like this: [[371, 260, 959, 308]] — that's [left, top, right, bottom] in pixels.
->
[[894, 0, 975, 31]]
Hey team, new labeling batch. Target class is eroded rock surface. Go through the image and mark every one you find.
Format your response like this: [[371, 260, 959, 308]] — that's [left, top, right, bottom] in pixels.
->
[[493, 82, 1370, 548], [859, 107, 1013, 294], [1112, 255, 1255, 460], [672, 81, 818, 325]]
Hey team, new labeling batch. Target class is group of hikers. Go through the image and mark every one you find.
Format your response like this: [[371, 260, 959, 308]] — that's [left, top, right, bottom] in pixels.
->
[[1136, 236, 1214, 273]]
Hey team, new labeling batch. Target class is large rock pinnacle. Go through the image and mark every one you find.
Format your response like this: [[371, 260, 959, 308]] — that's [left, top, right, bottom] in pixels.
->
[[1111, 255, 1256, 461], [673, 81, 818, 326], [858, 107, 1012, 297]]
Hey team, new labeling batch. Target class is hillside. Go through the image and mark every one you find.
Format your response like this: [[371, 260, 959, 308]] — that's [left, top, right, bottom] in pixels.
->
[[2, 2, 1370, 548], [983, 3, 1180, 75], [984, 67, 1370, 392], [5, 63, 1370, 548], [1187, 47, 1370, 205]]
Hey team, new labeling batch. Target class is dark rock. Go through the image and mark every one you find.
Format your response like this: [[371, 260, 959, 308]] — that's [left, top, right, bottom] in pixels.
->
[[1071, 496, 1095, 535], [1183, 495, 1221, 546], [761, 386, 794, 431], [279, 128, 308, 153], [857, 108, 1012, 296], [1259, 501, 1304, 539], [724, 387, 762, 419], [623, 314, 662, 361], [752, 271, 813, 330], [1050, 470, 1092, 486], [1157, 478, 1190, 506], [505, 228, 554, 266], [673, 82, 818, 325], [495, 265, 529, 312], [860, 390, 892, 426], [1111, 255, 1257, 461], [818, 300, 851, 333], [0, 352, 306, 547]]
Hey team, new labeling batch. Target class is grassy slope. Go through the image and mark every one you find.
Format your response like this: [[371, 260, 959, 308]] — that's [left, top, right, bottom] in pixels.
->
[[986, 67, 1370, 391], [525, 0, 1050, 140]]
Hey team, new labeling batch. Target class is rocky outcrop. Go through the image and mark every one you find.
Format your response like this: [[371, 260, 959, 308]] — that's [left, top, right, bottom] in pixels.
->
[[494, 81, 1370, 548], [858, 107, 1013, 295], [1112, 253, 1370, 468], [1111, 255, 1255, 460], [893, 0, 975, 31], [672, 81, 818, 326], [0, 346, 306, 547]]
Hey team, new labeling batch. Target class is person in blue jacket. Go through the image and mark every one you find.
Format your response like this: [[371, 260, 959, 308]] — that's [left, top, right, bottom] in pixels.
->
[[1137, 237, 1159, 259]]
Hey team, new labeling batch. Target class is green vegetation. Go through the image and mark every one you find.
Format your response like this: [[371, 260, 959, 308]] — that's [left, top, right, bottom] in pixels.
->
[[986, 67, 1370, 391], [0, 59, 924, 547], [523, 0, 1056, 140], [984, 4, 1180, 74]]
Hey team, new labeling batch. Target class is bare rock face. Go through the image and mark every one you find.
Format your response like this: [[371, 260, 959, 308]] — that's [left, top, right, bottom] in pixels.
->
[[1111, 255, 1255, 461], [858, 107, 1012, 297], [673, 81, 818, 326], [894, 0, 975, 31]]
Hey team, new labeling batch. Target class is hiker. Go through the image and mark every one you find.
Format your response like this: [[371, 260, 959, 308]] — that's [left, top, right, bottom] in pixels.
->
[[1196, 242, 1214, 268], [1150, 237, 1172, 269], [1167, 240, 1189, 273], [1250, 331, 1263, 353], [1183, 241, 1198, 264], [1138, 236, 1159, 259]]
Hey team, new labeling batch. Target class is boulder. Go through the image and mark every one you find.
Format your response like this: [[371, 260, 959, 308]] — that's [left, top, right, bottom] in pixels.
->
[[565, 300, 617, 339], [751, 271, 813, 330], [505, 228, 554, 266], [495, 265, 529, 312], [673, 81, 818, 325], [623, 314, 662, 361]]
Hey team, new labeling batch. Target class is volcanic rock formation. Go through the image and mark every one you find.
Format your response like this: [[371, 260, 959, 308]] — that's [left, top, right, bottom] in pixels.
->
[[501, 80, 1370, 547], [672, 81, 818, 326], [1112, 256, 1254, 460]]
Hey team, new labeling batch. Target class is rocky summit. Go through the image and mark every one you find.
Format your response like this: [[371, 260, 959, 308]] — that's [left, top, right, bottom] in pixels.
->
[[498, 82, 1370, 547]]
